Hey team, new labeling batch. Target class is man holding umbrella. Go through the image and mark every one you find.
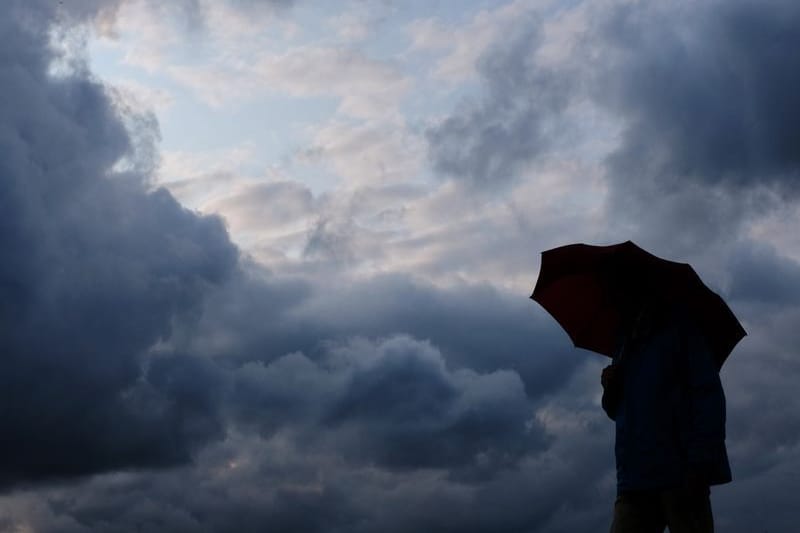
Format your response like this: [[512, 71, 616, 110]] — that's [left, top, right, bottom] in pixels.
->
[[532, 241, 744, 533], [601, 296, 730, 532]]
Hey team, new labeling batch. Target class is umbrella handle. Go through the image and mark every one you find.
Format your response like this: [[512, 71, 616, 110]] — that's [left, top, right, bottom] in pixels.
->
[[613, 303, 647, 367], [613, 338, 626, 367]]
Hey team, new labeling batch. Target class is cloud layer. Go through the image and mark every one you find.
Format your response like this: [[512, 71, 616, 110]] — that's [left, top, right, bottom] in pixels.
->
[[0, 0, 237, 485], [1, 0, 800, 532]]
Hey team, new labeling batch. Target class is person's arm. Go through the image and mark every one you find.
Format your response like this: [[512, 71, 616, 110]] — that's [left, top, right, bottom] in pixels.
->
[[683, 324, 727, 483]]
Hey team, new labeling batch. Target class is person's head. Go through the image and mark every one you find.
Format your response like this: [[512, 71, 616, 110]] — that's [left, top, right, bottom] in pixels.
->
[[626, 293, 673, 344]]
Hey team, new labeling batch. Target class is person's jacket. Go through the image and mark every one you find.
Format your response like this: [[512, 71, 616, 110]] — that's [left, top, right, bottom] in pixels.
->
[[602, 310, 732, 492]]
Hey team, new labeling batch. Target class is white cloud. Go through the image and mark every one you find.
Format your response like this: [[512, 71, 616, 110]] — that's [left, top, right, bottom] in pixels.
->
[[159, 143, 257, 182], [327, 0, 399, 43], [407, 0, 545, 83], [374, 157, 609, 292], [91, 0, 184, 72], [164, 43, 410, 120], [302, 119, 425, 188], [110, 78, 176, 113], [254, 45, 410, 119]]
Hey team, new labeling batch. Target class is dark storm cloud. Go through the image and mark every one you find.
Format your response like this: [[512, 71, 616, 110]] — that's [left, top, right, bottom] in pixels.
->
[[602, 0, 800, 192], [0, 355, 614, 533], [593, 2, 800, 521], [416, 2, 800, 531], [2, 0, 584, 498], [231, 335, 545, 474], [0, 0, 601, 531], [720, 244, 800, 475], [586, 0, 800, 252], [0, 0, 238, 486], [427, 0, 800, 238], [426, 21, 573, 188], [20, 469, 359, 533], [728, 242, 800, 306], [0, 270, 594, 530], [302, 275, 580, 397], [20, 0, 800, 530], [166, 268, 579, 480], [184, 272, 581, 398], [325, 346, 541, 475]]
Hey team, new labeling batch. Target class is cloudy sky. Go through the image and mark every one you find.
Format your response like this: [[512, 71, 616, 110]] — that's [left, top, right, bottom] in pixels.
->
[[1, 0, 798, 531]]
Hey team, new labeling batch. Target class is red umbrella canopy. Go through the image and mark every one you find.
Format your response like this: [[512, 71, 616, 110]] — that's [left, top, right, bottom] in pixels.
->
[[531, 241, 746, 368]]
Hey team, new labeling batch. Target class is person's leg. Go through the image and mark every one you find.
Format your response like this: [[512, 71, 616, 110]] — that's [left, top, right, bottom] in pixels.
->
[[609, 491, 666, 533], [661, 486, 714, 533]]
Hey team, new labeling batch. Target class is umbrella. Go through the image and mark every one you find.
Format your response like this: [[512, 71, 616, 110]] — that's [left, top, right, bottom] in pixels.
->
[[530, 240, 746, 368]]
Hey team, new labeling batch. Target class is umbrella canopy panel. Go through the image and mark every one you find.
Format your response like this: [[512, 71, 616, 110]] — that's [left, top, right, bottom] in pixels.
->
[[531, 241, 746, 368]]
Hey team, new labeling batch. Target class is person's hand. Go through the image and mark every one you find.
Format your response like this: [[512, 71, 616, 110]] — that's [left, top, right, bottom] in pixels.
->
[[600, 364, 623, 420], [601, 364, 619, 390]]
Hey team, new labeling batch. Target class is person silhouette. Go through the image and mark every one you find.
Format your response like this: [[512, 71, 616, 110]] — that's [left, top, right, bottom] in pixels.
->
[[601, 297, 731, 533]]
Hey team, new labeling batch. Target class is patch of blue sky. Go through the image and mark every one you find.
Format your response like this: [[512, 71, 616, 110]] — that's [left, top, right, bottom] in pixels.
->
[[297, 0, 504, 60], [159, 91, 337, 155], [87, 38, 168, 88], [402, 74, 482, 125], [400, 0, 508, 24], [90, 37, 340, 182], [87, 0, 522, 194], [289, 160, 343, 195], [288, 1, 353, 44]]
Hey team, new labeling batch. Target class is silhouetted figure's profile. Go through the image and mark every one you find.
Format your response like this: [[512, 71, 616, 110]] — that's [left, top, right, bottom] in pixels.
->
[[531, 241, 745, 533], [601, 298, 730, 533], [531, 241, 747, 533]]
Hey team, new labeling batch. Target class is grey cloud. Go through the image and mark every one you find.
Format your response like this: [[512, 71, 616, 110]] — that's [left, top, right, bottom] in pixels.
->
[[184, 271, 580, 398], [226, 0, 297, 11], [323, 336, 543, 473], [0, 357, 616, 533], [21, 465, 358, 533], [0, 0, 593, 529], [309, 275, 580, 396], [0, 0, 238, 486], [161, 262, 576, 483], [595, 0, 800, 251], [728, 241, 800, 306], [415, 2, 800, 531], [303, 216, 358, 264], [161, 267, 585, 492], [721, 241, 800, 473], [426, 0, 800, 243], [602, 0, 800, 192], [616, 0, 800, 258], [426, 21, 573, 188], [10, 0, 800, 531], [210, 180, 315, 231], [231, 335, 545, 475], [12, 0, 125, 26], [150, 0, 298, 35]]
